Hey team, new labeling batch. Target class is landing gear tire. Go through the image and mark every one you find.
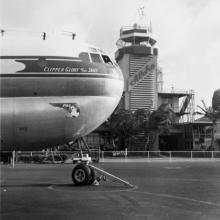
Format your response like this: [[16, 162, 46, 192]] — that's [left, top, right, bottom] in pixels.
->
[[72, 164, 91, 186], [88, 166, 96, 185]]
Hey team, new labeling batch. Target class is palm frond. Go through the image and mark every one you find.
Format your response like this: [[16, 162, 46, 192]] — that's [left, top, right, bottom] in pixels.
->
[[201, 99, 208, 111], [197, 105, 207, 114]]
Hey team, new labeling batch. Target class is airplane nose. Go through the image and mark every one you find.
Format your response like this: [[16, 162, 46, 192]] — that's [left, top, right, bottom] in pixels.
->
[[106, 65, 124, 82], [116, 66, 124, 81], [108, 66, 124, 96], [76, 65, 124, 137]]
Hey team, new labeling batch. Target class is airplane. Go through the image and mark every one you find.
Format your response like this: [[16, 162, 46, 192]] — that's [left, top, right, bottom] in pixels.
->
[[0, 31, 124, 186]]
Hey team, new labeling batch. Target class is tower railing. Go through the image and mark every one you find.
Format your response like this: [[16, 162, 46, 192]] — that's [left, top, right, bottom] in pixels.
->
[[120, 25, 148, 35]]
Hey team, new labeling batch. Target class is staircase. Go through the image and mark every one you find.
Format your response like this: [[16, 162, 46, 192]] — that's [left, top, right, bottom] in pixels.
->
[[128, 131, 154, 151], [180, 94, 192, 115]]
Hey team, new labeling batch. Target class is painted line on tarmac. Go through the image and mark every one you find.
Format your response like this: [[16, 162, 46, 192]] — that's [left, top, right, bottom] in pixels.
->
[[129, 190, 220, 207], [1, 179, 138, 194], [48, 184, 138, 193]]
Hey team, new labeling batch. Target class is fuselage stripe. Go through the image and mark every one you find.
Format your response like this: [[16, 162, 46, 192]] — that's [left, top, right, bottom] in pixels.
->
[[0, 73, 119, 79], [0, 56, 80, 60]]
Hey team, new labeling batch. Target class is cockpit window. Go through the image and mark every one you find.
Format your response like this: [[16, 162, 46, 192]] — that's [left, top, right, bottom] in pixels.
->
[[79, 52, 90, 62], [102, 55, 113, 65], [90, 53, 102, 63]]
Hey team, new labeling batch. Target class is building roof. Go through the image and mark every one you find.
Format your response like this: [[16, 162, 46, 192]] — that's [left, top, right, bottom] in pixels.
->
[[158, 91, 191, 98], [194, 116, 212, 123], [178, 116, 212, 126]]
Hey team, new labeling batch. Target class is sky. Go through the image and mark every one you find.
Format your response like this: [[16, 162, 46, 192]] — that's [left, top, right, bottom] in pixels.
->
[[1, 0, 220, 107]]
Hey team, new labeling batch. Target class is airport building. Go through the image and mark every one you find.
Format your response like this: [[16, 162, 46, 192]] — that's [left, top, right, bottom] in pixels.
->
[[115, 24, 158, 111], [87, 23, 213, 151], [114, 23, 195, 120]]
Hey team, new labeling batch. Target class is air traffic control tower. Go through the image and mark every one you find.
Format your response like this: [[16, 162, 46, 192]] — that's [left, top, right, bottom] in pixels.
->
[[115, 24, 158, 111]]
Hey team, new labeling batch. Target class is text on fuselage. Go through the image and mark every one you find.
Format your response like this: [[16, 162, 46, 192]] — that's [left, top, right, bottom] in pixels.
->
[[43, 66, 98, 73]]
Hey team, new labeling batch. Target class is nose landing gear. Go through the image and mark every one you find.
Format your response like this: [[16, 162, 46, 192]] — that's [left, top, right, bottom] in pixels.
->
[[72, 163, 95, 186], [71, 158, 134, 188], [71, 137, 96, 186], [71, 136, 134, 188]]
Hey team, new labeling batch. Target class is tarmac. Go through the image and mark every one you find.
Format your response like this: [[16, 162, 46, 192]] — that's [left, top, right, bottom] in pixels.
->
[[1, 161, 220, 220]]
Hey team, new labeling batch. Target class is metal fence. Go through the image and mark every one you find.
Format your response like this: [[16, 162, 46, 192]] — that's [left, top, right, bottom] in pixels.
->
[[100, 150, 220, 162], [1, 150, 220, 164]]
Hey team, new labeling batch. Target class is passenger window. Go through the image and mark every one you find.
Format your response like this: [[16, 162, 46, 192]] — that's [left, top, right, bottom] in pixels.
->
[[102, 55, 113, 65], [79, 52, 90, 62], [90, 53, 102, 63]]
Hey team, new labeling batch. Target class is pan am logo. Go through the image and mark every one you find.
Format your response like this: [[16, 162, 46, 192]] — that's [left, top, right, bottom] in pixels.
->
[[50, 103, 80, 118]]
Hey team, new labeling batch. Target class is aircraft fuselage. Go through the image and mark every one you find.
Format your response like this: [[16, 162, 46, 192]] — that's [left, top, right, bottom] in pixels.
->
[[0, 37, 124, 151]]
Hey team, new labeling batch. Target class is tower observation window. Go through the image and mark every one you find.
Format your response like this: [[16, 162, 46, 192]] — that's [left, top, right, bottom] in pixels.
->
[[79, 52, 90, 62], [90, 53, 102, 63]]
